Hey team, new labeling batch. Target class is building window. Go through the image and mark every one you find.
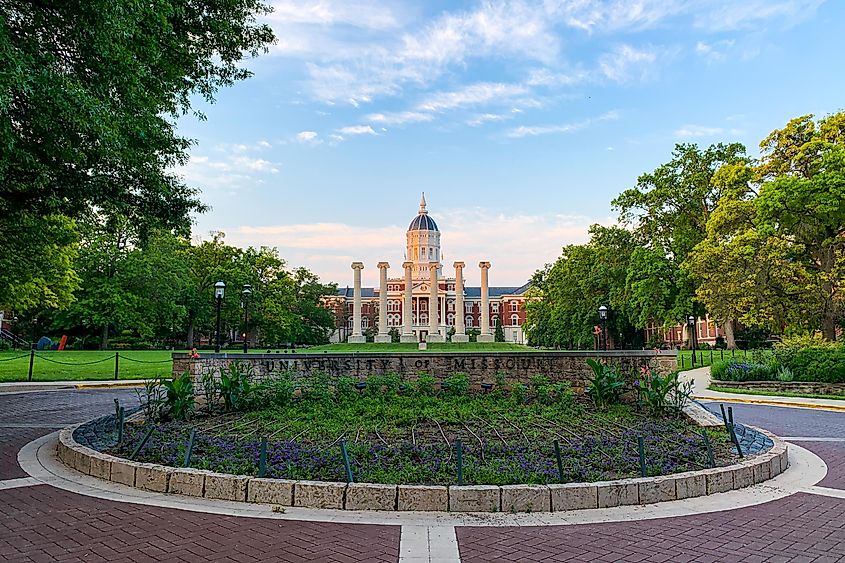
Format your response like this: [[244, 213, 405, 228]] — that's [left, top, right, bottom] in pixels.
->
[[447, 300, 454, 311], [420, 313, 428, 325], [511, 314, 519, 326], [362, 318, 369, 329], [465, 315, 474, 328], [446, 313, 454, 325], [491, 315, 498, 327], [465, 302, 473, 313], [492, 303, 499, 313], [420, 300, 427, 311], [511, 301, 518, 312]]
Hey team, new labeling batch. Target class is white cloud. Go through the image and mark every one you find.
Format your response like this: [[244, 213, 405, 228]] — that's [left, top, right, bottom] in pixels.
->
[[506, 111, 620, 138], [337, 125, 378, 136], [674, 124, 743, 138], [267, 0, 403, 29], [599, 44, 659, 82], [695, 39, 736, 62], [418, 82, 528, 112], [295, 131, 321, 144], [466, 113, 510, 127], [692, 0, 825, 31], [226, 207, 611, 286], [366, 111, 434, 125]]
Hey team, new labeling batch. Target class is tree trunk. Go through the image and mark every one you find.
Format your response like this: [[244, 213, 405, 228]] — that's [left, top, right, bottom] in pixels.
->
[[100, 324, 109, 350], [186, 318, 195, 349], [724, 319, 737, 349], [822, 315, 837, 341]]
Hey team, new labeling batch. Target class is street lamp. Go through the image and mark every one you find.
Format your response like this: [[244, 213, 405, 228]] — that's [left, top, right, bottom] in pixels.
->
[[214, 281, 225, 353], [242, 284, 252, 354], [598, 305, 608, 351], [688, 315, 697, 365]]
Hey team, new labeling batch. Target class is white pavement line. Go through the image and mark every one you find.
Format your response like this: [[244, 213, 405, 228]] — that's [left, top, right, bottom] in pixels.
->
[[783, 437, 845, 442], [17, 433, 830, 528], [399, 526, 460, 563], [0, 424, 67, 429], [0, 477, 39, 490], [800, 486, 845, 500]]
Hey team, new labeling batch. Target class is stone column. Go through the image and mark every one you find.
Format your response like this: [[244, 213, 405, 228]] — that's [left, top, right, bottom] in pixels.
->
[[375, 262, 391, 343], [400, 261, 416, 342], [349, 262, 366, 343], [427, 262, 444, 342], [452, 261, 468, 342], [477, 261, 494, 342]]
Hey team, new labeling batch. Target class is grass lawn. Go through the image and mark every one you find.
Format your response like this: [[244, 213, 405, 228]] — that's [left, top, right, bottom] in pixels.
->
[[709, 385, 845, 401], [0, 350, 175, 382], [675, 348, 767, 371]]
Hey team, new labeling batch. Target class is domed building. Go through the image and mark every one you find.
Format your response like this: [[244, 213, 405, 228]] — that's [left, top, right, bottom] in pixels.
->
[[326, 194, 530, 344]]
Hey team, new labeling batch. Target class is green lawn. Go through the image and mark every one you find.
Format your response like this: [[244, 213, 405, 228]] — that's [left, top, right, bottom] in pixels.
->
[[709, 385, 845, 401], [675, 348, 765, 371], [0, 350, 175, 382]]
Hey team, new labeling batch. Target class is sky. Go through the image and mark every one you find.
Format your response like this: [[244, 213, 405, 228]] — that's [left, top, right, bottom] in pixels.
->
[[178, 0, 844, 288]]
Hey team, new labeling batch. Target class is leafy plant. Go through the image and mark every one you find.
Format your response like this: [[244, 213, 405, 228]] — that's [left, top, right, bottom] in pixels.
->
[[218, 362, 253, 412], [200, 370, 219, 414], [531, 374, 554, 405], [162, 371, 195, 420], [443, 373, 470, 397], [639, 370, 691, 417], [510, 382, 527, 405], [585, 359, 625, 409], [775, 366, 794, 382], [335, 376, 358, 399], [136, 378, 165, 421], [249, 371, 295, 409], [415, 374, 436, 397]]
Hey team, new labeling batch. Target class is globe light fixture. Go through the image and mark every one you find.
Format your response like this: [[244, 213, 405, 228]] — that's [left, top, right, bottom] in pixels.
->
[[214, 281, 225, 353]]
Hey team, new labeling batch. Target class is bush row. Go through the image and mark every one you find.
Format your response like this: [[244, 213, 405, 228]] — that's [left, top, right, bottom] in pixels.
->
[[711, 336, 845, 384]]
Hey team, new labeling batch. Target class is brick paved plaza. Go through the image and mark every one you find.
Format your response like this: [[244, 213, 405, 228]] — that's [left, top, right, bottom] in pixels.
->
[[1, 388, 844, 562]]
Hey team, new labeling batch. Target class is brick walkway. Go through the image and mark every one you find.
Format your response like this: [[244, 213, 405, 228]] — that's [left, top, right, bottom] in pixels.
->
[[457, 493, 845, 562], [703, 402, 845, 439], [0, 485, 400, 562], [791, 441, 845, 490]]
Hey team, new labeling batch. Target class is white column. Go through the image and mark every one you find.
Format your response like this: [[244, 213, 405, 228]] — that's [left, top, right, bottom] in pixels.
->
[[400, 261, 416, 342], [375, 262, 391, 343], [349, 262, 366, 343], [477, 261, 494, 342], [452, 261, 468, 342], [427, 261, 444, 342]]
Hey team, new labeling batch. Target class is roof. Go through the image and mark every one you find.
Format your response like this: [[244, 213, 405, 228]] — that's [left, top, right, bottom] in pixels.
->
[[408, 214, 439, 232], [335, 285, 529, 298]]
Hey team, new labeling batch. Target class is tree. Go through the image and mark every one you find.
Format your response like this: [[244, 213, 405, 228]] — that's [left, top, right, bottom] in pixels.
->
[[494, 316, 505, 342], [0, 0, 274, 310], [613, 143, 748, 346]]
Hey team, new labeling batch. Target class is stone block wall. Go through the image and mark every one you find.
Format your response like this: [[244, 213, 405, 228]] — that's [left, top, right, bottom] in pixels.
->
[[712, 379, 845, 396], [173, 350, 677, 395]]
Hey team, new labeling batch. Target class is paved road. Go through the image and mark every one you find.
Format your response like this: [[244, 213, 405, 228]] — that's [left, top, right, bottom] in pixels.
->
[[1, 390, 843, 562]]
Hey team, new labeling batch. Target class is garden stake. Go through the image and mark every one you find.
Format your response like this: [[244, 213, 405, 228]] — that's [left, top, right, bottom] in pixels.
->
[[114, 398, 120, 422], [701, 432, 715, 468], [710, 349, 713, 364], [258, 437, 267, 478], [114, 352, 119, 380], [28, 350, 35, 381], [719, 404, 729, 430], [130, 425, 156, 460], [728, 423, 744, 459], [183, 429, 196, 467], [720, 349, 724, 361], [116, 407, 125, 445], [637, 436, 647, 477], [727, 406, 734, 426], [553, 440, 564, 482], [340, 440, 354, 483], [456, 439, 464, 486]]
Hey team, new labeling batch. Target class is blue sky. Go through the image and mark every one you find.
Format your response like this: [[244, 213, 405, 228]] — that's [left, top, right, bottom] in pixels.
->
[[179, 0, 844, 288]]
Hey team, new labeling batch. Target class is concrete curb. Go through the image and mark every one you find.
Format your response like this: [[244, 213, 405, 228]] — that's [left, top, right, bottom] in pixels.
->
[[56, 422, 789, 514]]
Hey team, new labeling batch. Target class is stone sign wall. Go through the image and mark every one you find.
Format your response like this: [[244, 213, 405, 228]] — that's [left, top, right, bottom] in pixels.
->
[[173, 351, 677, 394]]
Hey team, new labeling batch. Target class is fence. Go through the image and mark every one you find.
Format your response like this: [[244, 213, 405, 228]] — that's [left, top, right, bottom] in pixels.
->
[[677, 348, 772, 370], [0, 351, 172, 382]]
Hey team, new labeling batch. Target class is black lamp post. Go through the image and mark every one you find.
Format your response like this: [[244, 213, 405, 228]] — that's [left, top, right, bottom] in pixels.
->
[[214, 281, 225, 353], [688, 315, 697, 365], [11, 316, 18, 350], [598, 305, 608, 351], [242, 284, 252, 354]]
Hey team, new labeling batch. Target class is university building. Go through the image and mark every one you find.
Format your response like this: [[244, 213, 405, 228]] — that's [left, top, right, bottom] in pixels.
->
[[325, 195, 529, 343]]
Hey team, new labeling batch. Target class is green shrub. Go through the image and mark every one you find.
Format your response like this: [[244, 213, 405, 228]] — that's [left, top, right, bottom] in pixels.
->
[[510, 382, 527, 405], [585, 359, 625, 409], [366, 373, 402, 396], [219, 362, 253, 411], [531, 375, 554, 405], [249, 371, 296, 408], [639, 370, 691, 417], [710, 359, 778, 382], [335, 376, 358, 399], [551, 381, 576, 408], [773, 336, 845, 383], [444, 373, 470, 397], [775, 366, 794, 382], [200, 370, 219, 413], [162, 371, 195, 420], [414, 374, 436, 397]]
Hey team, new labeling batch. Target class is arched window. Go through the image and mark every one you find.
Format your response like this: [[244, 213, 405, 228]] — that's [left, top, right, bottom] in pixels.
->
[[492, 302, 499, 313], [447, 300, 454, 311], [362, 317, 369, 328], [420, 313, 428, 325], [511, 314, 519, 326], [465, 315, 474, 328], [491, 315, 498, 326], [347, 317, 353, 329], [446, 313, 454, 325], [511, 301, 518, 312]]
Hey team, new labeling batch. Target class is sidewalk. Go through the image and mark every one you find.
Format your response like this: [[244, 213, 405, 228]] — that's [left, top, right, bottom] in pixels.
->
[[683, 367, 845, 413], [0, 380, 150, 393]]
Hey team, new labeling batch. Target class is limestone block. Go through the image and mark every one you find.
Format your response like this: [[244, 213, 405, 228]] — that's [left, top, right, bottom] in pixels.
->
[[638, 477, 676, 504], [109, 459, 137, 487], [70, 447, 91, 475], [596, 480, 639, 508], [733, 464, 755, 489], [247, 478, 294, 505], [294, 481, 346, 509], [88, 454, 112, 480], [500, 485, 550, 513], [705, 468, 733, 494], [549, 483, 598, 511], [169, 468, 207, 497], [779, 448, 789, 473], [397, 485, 449, 511], [136, 464, 172, 492], [345, 483, 397, 511], [204, 473, 249, 501], [674, 472, 706, 499], [449, 485, 500, 512], [753, 456, 772, 484]]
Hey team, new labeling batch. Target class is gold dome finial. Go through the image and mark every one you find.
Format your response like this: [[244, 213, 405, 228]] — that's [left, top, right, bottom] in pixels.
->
[[419, 192, 427, 214]]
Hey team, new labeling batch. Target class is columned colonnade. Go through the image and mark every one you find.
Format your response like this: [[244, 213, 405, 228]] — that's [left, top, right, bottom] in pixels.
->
[[349, 260, 494, 342]]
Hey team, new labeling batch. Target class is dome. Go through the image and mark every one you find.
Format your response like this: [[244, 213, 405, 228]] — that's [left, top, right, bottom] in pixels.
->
[[408, 192, 439, 231], [408, 214, 439, 231]]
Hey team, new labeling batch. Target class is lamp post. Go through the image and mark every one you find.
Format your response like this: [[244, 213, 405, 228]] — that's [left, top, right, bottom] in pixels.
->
[[688, 315, 697, 365], [214, 281, 225, 353], [242, 284, 252, 354], [11, 316, 18, 350], [598, 305, 608, 351]]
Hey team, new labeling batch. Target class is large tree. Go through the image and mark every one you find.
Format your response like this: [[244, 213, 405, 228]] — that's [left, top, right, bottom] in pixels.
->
[[0, 0, 274, 311]]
